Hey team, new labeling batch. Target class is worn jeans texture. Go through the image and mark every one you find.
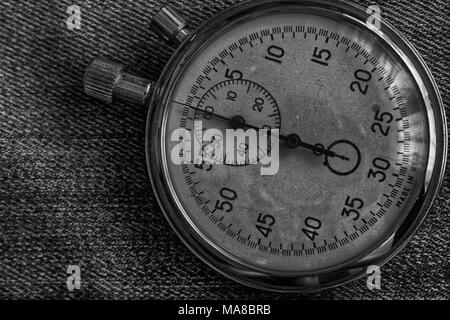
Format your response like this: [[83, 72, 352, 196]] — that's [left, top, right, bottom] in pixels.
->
[[0, 0, 448, 299]]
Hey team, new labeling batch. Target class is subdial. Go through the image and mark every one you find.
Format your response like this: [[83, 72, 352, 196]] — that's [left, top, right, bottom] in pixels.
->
[[194, 79, 281, 165]]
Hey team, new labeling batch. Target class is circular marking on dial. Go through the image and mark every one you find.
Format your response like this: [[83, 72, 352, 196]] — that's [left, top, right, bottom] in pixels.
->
[[193, 79, 281, 165], [325, 140, 361, 176], [195, 79, 281, 130]]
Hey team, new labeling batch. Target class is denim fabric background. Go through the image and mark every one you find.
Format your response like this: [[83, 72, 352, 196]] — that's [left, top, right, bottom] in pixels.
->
[[0, 0, 448, 299]]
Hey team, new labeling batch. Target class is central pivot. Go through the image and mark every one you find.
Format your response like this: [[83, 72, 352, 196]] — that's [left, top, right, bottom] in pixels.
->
[[230, 115, 247, 129], [286, 134, 301, 148]]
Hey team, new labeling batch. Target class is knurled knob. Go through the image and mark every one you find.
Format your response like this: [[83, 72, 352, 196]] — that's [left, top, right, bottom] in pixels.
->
[[83, 57, 153, 106], [151, 5, 190, 43], [83, 57, 125, 104]]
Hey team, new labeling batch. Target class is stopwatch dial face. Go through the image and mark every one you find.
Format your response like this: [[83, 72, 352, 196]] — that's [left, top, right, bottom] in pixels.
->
[[161, 10, 430, 273]]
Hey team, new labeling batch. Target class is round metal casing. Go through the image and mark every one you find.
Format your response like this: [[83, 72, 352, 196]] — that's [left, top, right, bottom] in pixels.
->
[[145, 0, 447, 292]]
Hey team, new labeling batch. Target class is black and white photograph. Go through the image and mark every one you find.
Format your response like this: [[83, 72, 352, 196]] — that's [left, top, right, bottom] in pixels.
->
[[0, 0, 448, 307]]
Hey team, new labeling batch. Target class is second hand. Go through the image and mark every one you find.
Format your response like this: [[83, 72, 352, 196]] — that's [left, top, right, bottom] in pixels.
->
[[173, 100, 349, 160]]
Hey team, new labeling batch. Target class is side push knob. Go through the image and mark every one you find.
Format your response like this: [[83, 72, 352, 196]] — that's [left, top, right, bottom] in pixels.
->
[[151, 5, 190, 44], [83, 57, 153, 106]]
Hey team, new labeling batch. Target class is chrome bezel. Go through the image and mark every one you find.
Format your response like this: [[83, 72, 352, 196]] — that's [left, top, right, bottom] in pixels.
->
[[146, 0, 447, 292]]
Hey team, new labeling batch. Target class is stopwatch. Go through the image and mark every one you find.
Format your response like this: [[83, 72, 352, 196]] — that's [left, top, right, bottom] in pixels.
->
[[82, 0, 447, 291]]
